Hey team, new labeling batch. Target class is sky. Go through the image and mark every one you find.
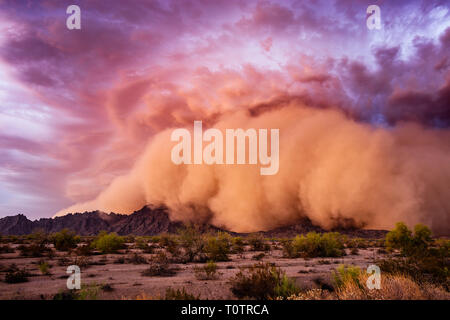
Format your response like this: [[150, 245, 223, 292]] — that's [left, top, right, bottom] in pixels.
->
[[0, 0, 449, 222]]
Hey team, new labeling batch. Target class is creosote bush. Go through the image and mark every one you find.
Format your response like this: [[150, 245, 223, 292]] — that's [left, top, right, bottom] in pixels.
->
[[282, 232, 345, 258], [141, 251, 177, 277], [51, 229, 80, 251], [91, 231, 125, 253], [194, 260, 219, 280], [204, 232, 231, 262], [229, 262, 299, 299], [385, 222, 432, 256]]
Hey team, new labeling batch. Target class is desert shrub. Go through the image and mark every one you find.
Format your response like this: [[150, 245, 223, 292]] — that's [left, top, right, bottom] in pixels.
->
[[378, 256, 449, 290], [332, 265, 362, 289], [38, 260, 51, 275], [4, 269, 29, 284], [142, 252, 177, 277], [248, 235, 270, 251], [73, 243, 93, 256], [164, 287, 200, 300], [385, 222, 433, 256], [177, 225, 207, 262], [27, 230, 48, 242], [204, 232, 231, 262], [91, 231, 125, 253], [194, 260, 219, 280], [231, 237, 245, 254], [53, 284, 100, 300], [51, 229, 80, 251], [283, 232, 345, 258], [350, 247, 359, 255], [58, 255, 91, 268], [335, 273, 450, 300], [18, 243, 51, 257], [134, 237, 153, 253], [229, 262, 299, 299], [346, 238, 367, 249]]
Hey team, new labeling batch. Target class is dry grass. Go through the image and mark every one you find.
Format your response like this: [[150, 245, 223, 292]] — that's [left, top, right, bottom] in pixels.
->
[[286, 274, 450, 300]]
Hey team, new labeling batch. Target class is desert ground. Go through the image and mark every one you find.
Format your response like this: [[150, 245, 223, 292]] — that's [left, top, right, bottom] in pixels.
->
[[0, 226, 448, 300]]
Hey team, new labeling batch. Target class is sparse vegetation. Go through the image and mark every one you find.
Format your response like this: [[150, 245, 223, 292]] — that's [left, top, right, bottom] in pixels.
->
[[194, 260, 219, 280], [4, 268, 29, 284], [141, 252, 177, 277], [282, 232, 346, 258], [164, 287, 200, 300], [203, 232, 231, 262], [248, 235, 270, 251], [38, 260, 51, 275], [229, 262, 299, 299], [332, 265, 362, 289], [51, 229, 80, 251], [18, 243, 51, 257], [91, 231, 125, 253]]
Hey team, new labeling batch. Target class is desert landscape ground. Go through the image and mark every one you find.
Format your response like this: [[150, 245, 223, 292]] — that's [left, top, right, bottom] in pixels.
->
[[0, 223, 448, 300]]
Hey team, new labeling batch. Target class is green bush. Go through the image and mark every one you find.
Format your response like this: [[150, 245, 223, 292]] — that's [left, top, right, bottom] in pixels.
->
[[51, 229, 80, 251], [204, 232, 231, 262], [229, 262, 299, 299], [332, 265, 362, 289], [283, 232, 345, 258], [177, 226, 206, 262], [38, 260, 51, 275], [385, 222, 433, 256], [248, 235, 270, 251], [91, 231, 125, 253], [231, 237, 245, 254]]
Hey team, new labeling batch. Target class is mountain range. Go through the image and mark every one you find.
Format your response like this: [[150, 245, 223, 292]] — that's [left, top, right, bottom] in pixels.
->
[[0, 206, 388, 238]]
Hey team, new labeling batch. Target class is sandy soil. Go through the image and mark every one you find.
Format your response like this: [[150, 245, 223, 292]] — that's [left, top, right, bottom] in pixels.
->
[[0, 242, 386, 300]]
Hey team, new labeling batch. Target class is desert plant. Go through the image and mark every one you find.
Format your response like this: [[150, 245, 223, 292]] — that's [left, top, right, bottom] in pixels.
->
[[73, 243, 93, 256], [18, 243, 51, 257], [194, 260, 219, 280], [141, 252, 177, 277], [204, 232, 231, 262], [134, 237, 153, 253], [4, 269, 29, 284], [38, 260, 51, 275], [248, 235, 270, 251], [283, 232, 345, 258], [91, 231, 125, 253], [385, 222, 433, 256], [332, 265, 362, 289], [229, 262, 299, 299], [51, 229, 80, 251], [231, 237, 245, 254], [177, 225, 207, 262], [164, 287, 200, 300]]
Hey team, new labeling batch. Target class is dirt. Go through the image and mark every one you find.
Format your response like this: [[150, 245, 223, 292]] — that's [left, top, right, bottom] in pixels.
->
[[0, 243, 386, 300]]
